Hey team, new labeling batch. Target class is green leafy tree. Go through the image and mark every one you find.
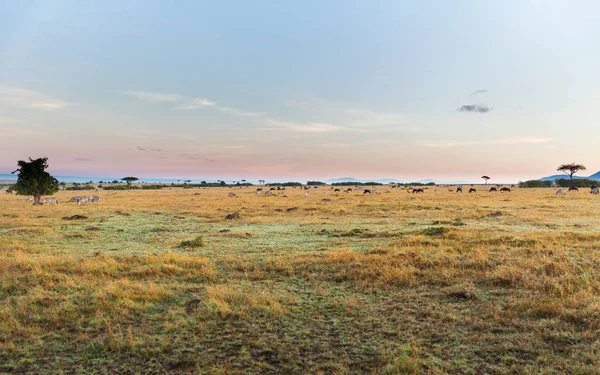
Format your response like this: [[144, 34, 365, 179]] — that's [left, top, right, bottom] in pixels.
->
[[557, 163, 586, 180], [121, 176, 139, 190], [11, 157, 60, 205]]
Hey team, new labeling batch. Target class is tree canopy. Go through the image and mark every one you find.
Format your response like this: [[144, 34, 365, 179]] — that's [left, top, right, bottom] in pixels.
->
[[11, 157, 60, 204], [557, 163, 586, 180], [481, 176, 490, 184], [121, 176, 139, 190]]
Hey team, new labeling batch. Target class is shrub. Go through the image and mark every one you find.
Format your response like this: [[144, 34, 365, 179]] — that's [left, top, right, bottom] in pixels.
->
[[422, 227, 448, 236], [519, 180, 554, 188], [178, 235, 204, 248]]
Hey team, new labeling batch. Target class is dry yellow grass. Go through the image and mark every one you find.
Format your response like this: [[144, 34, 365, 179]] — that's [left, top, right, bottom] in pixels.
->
[[1, 186, 600, 373]]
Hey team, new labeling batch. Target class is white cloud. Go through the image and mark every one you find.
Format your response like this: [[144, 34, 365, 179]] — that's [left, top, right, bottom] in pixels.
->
[[125, 90, 260, 116], [490, 137, 553, 145], [0, 87, 68, 111], [0, 127, 43, 137], [174, 98, 216, 110], [284, 97, 405, 128], [418, 137, 553, 148], [124, 91, 182, 102], [268, 120, 344, 133]]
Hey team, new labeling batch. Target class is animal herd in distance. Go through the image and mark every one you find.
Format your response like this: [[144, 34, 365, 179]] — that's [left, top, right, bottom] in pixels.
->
[[5, 184, 600, 204]]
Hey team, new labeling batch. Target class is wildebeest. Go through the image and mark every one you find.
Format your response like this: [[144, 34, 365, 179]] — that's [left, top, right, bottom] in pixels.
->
[[270, 187, 276, 191], [489, 187, 497, 192], [412, 188, 424, 194], [556, 189, 567, 196], [5, 188, 13, 194], [456, 187, 463, 193], [363, 189, 371, 194], [228, 192, 238, 198], [568, 187, 579, 192], [469, 188, 476, 193], [500, 187, 511, 193], [334, 188, 340, 192], [256, 188, 263, 192], [345, 189, 352, 193]]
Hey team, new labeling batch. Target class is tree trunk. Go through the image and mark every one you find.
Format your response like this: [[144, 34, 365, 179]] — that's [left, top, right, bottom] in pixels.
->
[[34, 195, 42, 205]]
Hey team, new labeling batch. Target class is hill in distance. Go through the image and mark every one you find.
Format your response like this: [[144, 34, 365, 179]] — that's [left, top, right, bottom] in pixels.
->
[[540, 172, 600, 181]]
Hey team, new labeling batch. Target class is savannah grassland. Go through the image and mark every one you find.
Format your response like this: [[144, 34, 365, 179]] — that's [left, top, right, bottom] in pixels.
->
[[1, 186, 600, 374]]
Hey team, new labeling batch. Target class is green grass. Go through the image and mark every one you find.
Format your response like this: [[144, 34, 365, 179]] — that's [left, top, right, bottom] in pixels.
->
[[1, 187, 600, 373]]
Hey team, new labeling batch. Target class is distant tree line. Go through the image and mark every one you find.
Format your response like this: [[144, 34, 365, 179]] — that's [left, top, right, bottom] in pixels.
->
[[332, 182, 384, 186], [267, 182, 303, 186], [518, 180, 554, 188]]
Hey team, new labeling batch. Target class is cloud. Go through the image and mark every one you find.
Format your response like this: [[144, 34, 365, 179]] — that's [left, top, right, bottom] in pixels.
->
[[490, 137, 553, 145], [203, 156, 216, 163], [268, 119, 344, 133], [73, 157, 94, 162], [217, 106, 263, 116], [419, 140, 472, 148], [174, 98, 216, 110], [124, 91, 182, 102], [125, 90, 260, 116], [0, 87, 68, 111], [457, 104, 493, 113], [0, 127, 43, 137], [137, 146, 163, 152], [469, 89, 488, 96], [284, 97, 405, 128], [418, 137, 553, 148]]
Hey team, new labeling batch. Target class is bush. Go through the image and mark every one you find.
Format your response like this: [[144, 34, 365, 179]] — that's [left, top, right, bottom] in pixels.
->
[[519, 180, 554, 188], [66, 186, 96, 191], [178, 235, 204, 248], [555, 179, 599, 188], [103, 185, 139, 190], [422, 227, 448, 236]]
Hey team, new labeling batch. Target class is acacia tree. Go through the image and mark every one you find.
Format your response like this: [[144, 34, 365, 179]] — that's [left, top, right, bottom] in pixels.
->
[[11, 157, 60, 205], [557, 163, 586, 180], [121, 176, 139, 190], [481, 176, 490, 185]]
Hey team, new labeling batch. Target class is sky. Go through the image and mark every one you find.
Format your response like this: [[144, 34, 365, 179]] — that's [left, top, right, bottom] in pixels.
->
[[1, 0, 599, 182]]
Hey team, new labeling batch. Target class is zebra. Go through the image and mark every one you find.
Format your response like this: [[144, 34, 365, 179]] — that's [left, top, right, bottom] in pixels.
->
[[70, 196, 82, 202], [44, 197, 59, 204], [265, 191, 273, 196], [88, 196, 100, 203], [77, 197, 89, 206], [556, 189, 567, 196], [228, 192, 238, 198], [26, 197, 34, 203], [591, 187, 599, 195]]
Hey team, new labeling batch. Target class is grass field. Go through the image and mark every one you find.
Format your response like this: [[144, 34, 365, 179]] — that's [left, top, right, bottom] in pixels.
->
[[1, 186, 600, 374]]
